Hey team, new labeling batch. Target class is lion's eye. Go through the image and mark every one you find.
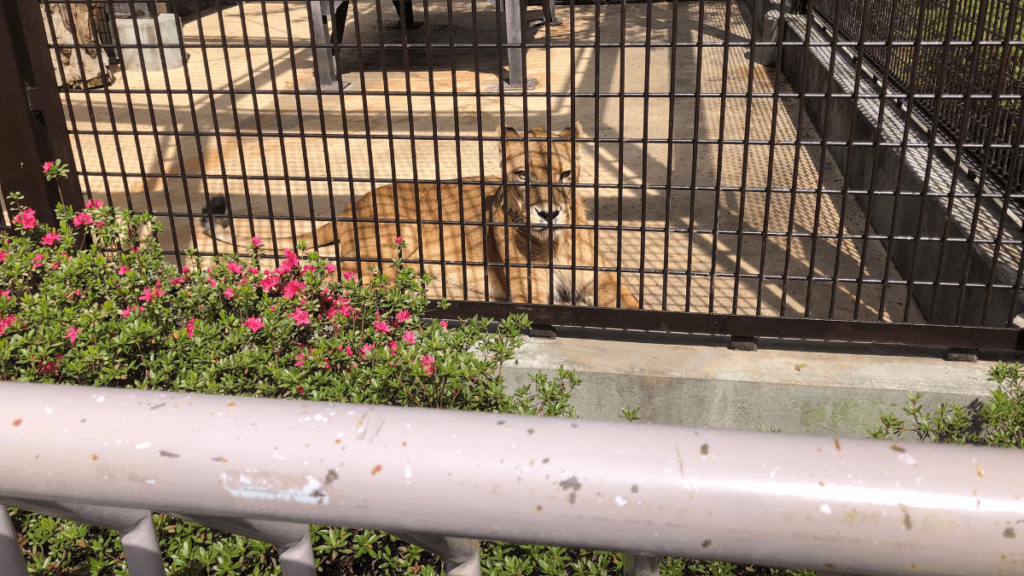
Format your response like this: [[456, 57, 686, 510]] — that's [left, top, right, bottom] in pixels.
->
[[560, 171, 573, 182], [515, 170, 527, 180]]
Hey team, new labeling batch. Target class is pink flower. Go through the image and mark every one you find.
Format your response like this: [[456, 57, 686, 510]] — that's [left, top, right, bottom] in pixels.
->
[[295, 352, 306, 367], [0, 315, 17, 336], [342, 271, 357, 282], [361, 343, 375, 357], [32, 254, 44, 269], [243, 317, 264, 332], [227, 262, 243, 274], [251, 236, 262, 248], [283, 280, 306, 298], [260, 275, 279, 291], [395, 236, 403, 244], [388, 341, 399, 355], [117, 265, 130, 275], [206, 277, 217, 289], [342, 345, 353, 356], [439, 320, 448, 329], [0, 290, 10, 300], [83, 199, 104, 208], [42, 161, 54, 173], [139, 284, 164, 302], [13, 208, 37, 230], [373, 320, 391, 333], [223, 288, 235, 300], [66, 325, 81, 344], [275, 260, 294, 275], [0, 251, 6, 262], [120, 307, 132, 319], [402, 330, 416, 345], [182, 266, 190, 274], [186, 318, 195, 338], [284, 248, 299, 263], [72, 213, 94, 227], [290, 307, 310, 326], [421, 354, 435, 374], [326, 263, 337, 273], [41, 231, 62, 246], [248, 266, 259, 274]]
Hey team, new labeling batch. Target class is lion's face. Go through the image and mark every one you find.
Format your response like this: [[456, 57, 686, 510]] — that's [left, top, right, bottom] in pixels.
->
[[501, 123, 582, 239]]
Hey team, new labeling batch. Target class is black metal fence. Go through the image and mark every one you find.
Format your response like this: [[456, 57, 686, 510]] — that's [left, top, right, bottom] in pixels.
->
[[2, 0, 1023, 350], [817, 0, 1024, 197]]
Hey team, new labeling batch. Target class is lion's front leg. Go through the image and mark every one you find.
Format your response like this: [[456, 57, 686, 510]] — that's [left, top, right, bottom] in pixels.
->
[[506, 266, 555, 304], [593, 256, 640, 309]]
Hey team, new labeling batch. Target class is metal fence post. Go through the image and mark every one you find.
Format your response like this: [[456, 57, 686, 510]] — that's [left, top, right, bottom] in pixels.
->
[[0, 0, 85, 227]]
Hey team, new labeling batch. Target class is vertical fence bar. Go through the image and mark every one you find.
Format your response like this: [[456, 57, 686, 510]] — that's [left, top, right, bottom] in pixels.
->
[[953, 0, 1020, 324], [927, 0, 991, 324], [661, 0, 680, 312], [778, 0, 816, 318], [685, 0, 705, 314], [0, 0, 85, 227], [802, 0, 843, 319], [827, 0, 872, 320], [636, 0, 654, 310], [709, 0, 733, 314]]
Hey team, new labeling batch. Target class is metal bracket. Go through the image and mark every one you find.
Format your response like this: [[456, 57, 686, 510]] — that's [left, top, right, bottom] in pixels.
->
[[23, 86, 42, 111], [945, 347, 978, 362], [487, 77, 537, 92], [530, 324, 556, 339], [729, 335, 758, 351]]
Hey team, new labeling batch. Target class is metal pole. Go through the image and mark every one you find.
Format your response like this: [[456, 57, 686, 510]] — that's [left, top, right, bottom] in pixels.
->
[[2, 381, 1023, 575]]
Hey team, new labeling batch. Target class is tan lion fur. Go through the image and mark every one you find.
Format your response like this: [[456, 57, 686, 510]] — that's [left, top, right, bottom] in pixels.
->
[[205, 124, 639, 307]]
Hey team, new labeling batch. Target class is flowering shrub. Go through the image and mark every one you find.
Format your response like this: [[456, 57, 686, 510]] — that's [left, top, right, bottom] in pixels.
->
[[0, 194, 549, 412], [3, 163, 809, 576]]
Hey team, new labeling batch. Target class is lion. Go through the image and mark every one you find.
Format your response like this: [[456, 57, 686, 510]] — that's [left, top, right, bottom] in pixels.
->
[[202, 123, 640, 308]]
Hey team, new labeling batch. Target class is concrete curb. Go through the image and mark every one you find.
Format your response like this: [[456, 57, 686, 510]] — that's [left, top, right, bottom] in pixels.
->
[[506, 331, 1007, 438]]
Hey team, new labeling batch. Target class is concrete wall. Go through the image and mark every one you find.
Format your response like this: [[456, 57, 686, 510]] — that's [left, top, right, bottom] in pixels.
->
[[743, 0, 1024, 326]]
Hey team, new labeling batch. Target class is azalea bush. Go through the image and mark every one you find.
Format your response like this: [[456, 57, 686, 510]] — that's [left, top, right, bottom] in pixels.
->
[[871, 362, 1024, 449], [2, 162, 810, 576]]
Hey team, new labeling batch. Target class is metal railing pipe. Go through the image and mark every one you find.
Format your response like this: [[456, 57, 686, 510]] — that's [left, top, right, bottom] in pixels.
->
[[2, 381, 1023, 575]]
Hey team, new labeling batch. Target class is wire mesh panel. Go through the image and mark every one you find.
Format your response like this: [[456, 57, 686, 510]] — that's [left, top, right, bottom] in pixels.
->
[[12, 0, 1024, 345]]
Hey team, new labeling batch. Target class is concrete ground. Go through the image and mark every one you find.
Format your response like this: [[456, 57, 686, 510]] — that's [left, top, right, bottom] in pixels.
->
[[57, 0, 924, 322], [506, 331, 1009, 438]]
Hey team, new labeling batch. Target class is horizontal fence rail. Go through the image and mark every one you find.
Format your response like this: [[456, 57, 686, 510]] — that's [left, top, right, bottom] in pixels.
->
[[2, 381, 1024, 575], [2, 0, 1024, 350]]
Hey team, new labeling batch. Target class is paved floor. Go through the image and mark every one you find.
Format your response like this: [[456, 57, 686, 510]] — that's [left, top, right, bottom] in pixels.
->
[[54, 0, 923, 321]]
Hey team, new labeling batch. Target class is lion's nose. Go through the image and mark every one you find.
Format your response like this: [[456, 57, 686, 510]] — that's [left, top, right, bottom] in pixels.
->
[[536, 208, 561, 223]]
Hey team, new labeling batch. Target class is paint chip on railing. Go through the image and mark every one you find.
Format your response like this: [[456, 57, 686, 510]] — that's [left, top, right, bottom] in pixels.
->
[[820, 504, 832, 514], [136, 442, 152, 449], [221, 471, 328, 504]]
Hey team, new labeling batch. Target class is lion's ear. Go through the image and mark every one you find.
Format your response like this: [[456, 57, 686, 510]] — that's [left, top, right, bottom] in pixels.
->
[[502, 125, 520, 138], [558, 121, 585, 140]]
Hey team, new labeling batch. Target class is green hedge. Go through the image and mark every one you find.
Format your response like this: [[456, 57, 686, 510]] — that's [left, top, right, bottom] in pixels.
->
[[2, 164, 810, 575]]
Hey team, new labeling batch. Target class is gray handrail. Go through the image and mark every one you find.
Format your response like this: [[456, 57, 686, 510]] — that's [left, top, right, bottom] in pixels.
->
[[2, 381, 1022, 575]]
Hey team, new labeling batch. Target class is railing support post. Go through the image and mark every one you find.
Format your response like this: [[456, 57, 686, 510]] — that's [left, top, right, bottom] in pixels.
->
[[2, 498, 164, 575], [0, 507, 29, 576], [623, 552, 663, 576], [394, 532, 481, 576]]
